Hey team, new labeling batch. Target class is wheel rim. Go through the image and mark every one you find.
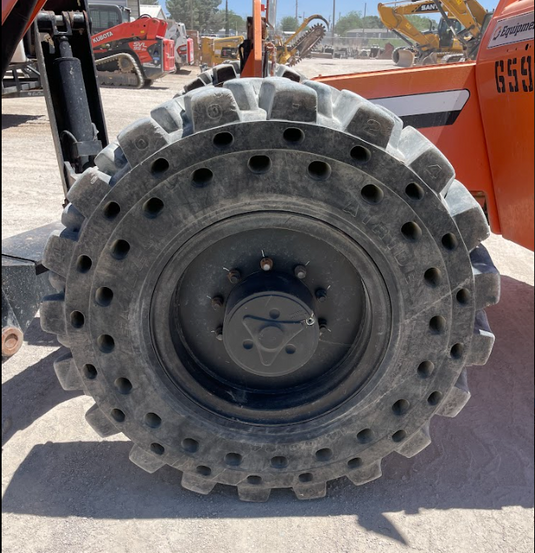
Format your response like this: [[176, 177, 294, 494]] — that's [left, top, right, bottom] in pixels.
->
[[149, 212, 393, 425]]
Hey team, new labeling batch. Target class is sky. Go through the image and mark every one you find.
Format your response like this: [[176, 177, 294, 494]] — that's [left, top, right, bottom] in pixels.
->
[[159, 0, 501, 22]]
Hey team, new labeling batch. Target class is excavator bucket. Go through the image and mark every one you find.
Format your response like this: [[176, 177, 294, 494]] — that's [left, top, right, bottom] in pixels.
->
[[397, 48, 415, 67]]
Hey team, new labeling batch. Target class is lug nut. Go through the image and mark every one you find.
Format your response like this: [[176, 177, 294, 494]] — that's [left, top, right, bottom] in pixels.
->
[[215, 326, 224, 341], [260, 257, 273, 271], [294, 265, 307, 279], [315, 288, 327, 302], [211, 296, 224, 310], [227, 269, 241, 284], [319, 319, 328, 336]]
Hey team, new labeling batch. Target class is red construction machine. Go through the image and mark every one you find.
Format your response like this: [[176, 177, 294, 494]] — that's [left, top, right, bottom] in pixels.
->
[[88, 3, 175, 87], [1, 0, 533, 502]]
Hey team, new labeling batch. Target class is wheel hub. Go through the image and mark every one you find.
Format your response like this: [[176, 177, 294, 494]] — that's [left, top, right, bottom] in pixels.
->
[[223, 272, 319, 377]]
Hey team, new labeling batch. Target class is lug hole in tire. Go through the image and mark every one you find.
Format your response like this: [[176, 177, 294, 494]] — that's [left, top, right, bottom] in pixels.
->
[[405, 182, 425, 201], [316, 448, 333, 462], [428, 391, 443, 406], [424, 268, 441, 287], [213, 131, 234, 148], [248, 155, 271, 174], [283, 127, 305, 144], [348, 457, 363, 469], [197, 465, 211, 476], [144, 412, 162, 428], [307, 161, 331, 181], [111, 408, 125, 422], [350, 145, 371, 163], [150, 443, 165, 455], [247, 475, 262, 485], [192, 168, 213, 187], [97, 334, 115, 353], [450, 343, 464, 359], [111, 239, 130, 260], [392, 399, 410, 416], [70, 310, 85, 329], [225, 453, 242, 466], [76, 255, 92, 273], [357, 429, 373, 444], [456, 289, 470, 305], [151, 158, 169, 175], [114, 377, 132, 394], [103, 201, 120, 220], [299, 473, 313, 483], [95, 287, 113, 307], [182, 438, 199, 453], [417, 361, 434, 378], [401, 221, 422, 242], [392, 430, 407, 442], [143, 197, 164, 218], [442, 233, 458, 250], [271, 456, 288, 469], [83, 364, 97, 379], [429, 316, 447, 334], [361, 184, 383, 204]]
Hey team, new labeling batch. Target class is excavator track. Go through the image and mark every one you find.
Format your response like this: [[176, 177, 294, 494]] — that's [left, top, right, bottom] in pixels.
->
[[96, 53, 145, 89], [287, 24, 326, 66]]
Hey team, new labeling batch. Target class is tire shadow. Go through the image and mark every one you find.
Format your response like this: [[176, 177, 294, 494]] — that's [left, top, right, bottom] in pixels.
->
[[1, 114, 43, 129], [2, 276, 533, 543], [2, 314, 79, 446]]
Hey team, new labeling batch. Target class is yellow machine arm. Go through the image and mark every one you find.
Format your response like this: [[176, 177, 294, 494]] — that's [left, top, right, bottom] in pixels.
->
[[276, 14, 329, 66], [378, 1, 446, 53], [282, 14, 329, 48], [441, 0, 487, 39]]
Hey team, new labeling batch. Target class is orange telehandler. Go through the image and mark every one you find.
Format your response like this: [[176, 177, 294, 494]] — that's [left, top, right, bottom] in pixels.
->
[[1, 0, 533, 501]]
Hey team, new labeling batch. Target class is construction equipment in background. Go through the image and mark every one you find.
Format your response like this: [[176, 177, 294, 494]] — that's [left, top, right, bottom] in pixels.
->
[[187, 29, 201, 65], [200, 14, 328, 70], [274, 14, 329, 66], [2, 0, 533, 502], [1, 34, 42, 97], [378, 0, 492, 67], [166, 21, 194, 71], [88, 3, 175, 87], [200, 35, 244, 68]]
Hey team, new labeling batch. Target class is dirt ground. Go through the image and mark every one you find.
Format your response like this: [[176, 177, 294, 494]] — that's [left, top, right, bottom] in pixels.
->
[[2, 59, 534, 553]]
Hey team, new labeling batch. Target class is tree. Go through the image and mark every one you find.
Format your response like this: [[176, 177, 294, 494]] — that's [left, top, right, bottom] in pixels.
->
[[280, 16, 298, 32], [361, 15, 383, 29], [406, 14, 435, 31], [206, 9, 246, 34], [165, 0, 219, 30], [334, 11, 362, 36]]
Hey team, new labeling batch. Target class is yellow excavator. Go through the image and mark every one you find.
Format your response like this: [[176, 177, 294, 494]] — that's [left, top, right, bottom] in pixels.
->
[[378, 0, 492, 67]]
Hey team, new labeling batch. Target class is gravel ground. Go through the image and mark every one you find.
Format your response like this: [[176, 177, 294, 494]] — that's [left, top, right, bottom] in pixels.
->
[[2, 59, 534, 553]]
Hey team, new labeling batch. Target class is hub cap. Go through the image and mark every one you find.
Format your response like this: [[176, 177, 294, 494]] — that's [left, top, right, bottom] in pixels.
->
[[223, 272, 319, 377]]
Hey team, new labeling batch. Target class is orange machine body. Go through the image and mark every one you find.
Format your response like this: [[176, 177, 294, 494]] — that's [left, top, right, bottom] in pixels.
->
[[315, 0, 534, 251]]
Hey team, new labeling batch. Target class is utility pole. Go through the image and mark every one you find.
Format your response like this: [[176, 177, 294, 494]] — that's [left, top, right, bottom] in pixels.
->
[[295, 0, 298, 22], [225, 0, 229, 37], [332, 0, 336, 45], [190, 0, 194, 30], [364, 3, 367, 18]]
